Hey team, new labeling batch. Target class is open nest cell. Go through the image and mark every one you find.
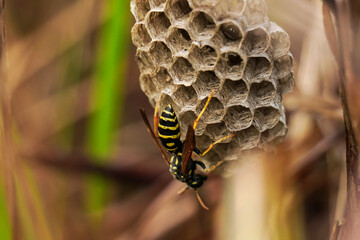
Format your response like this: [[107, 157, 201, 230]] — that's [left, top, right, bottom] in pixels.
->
[[188, 45, 218, 70]]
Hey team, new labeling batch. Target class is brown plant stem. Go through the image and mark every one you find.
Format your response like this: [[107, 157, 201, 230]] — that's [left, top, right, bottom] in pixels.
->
[[338, 78, 360, 239], [323, 0, 360, 238], [0, 0, 19, 238], [336, 1, 360, 238], [288, 130, 343, 180], [28, 148, 166, 183]]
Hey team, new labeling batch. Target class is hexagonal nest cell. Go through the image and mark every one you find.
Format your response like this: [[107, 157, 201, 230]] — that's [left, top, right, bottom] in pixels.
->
[[270, 23, 291, 58], [218, 79, 248, 106], [204, 122, 231, 142], [194, 134, 213, 153], [242, 27, 269, 55], [169, 57, 196, 86], [234, 126, 261, 150], [216, 52, 245, 79], [188, 11, 216, 39], [244, 56, 272, 82], [140, 74, 158, 98], [178, 110, 197, 131], [172, 85, 198, 109], [146, 11, 171, 39], [249, 81, 276, 103], [149, 41, 172, 66], [260, 121, 287, 144], [193, 71, 221, 98], [213, 140, 241, 161], [198, 145, 221, 165], [188, 45, 217, 70], [131, 0, 151, 21], [273, 54, 294, 78], [158, 93, 180, 113], [131, 0, 294, 168], [253, 106, 280, 132], [152, 67, 176, 94], [179, 110, 206, 136], [212, 22, 243, 48], [166, 28, 192, 53], [195, 97, 225, 124], [135, 51, 154, 72], [223, 105, 252, 131], [131, 23, 152, 48], [165, 0, 192, 22]]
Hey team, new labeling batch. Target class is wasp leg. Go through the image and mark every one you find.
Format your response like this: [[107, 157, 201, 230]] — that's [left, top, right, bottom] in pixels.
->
[[193, 147, 201, 155], [200, 133, 235, 173], [196, 190, 209, 210], [200, 133, 235, 157], [153, 103, 159, 136], [193, 90, 215, 130], [194, 160, 206, 170], [204, 160, 225, 173], [177, 186, 189, 195], [191, 148, 202, 159]]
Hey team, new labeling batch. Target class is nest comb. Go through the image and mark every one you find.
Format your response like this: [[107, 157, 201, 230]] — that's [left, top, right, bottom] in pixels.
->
[[131, 0, 294, 166]]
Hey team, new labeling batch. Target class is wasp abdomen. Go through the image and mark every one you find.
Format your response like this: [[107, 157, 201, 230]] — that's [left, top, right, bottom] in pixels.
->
[[158, 105, 182, 153], [169, 154, 186, 182]]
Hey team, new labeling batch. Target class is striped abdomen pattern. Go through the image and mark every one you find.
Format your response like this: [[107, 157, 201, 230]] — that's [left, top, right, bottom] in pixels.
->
[[169, 153, 185, 182], [158, 105, 182, 153]]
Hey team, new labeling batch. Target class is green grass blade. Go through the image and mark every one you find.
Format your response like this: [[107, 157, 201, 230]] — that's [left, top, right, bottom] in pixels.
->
[[0, 178, 12, 240], [86, 0, 131, 213]]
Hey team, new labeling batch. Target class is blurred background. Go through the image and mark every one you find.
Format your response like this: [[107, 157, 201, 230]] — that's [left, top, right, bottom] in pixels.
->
[[0, 0, 348, 239]]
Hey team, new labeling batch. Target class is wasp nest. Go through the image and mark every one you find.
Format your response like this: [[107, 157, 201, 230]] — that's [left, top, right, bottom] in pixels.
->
[[131, 0, 294, 165]]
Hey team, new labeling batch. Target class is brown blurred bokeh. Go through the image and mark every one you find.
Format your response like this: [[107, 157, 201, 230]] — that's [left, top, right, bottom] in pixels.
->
[[0, 0, 358, 239]]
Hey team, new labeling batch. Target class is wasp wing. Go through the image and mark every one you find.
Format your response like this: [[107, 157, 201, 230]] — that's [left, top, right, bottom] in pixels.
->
[[181, 125, 195, 175], [139, 108, 170, 166]]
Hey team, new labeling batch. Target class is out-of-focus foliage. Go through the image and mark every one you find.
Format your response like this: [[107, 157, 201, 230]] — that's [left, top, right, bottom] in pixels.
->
[[86, 0, 131, 214]]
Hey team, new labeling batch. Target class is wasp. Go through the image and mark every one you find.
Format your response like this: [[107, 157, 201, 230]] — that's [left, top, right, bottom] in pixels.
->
[[140, 91, 234, 210]]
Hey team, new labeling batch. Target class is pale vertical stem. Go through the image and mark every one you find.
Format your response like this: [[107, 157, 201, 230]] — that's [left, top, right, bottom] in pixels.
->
[[219, 157, 268, 240]]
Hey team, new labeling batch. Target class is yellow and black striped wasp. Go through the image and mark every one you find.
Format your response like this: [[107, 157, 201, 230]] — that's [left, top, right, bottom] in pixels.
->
[[139, 90, 234, 210]]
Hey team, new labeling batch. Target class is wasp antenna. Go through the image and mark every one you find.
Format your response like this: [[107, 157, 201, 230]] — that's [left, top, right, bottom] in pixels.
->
[[177, 186, 189, 195], [196, 190, 209, 210]]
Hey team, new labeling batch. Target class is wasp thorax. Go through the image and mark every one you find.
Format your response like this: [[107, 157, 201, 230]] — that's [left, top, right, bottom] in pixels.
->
[[131, 0, 294, 169]]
